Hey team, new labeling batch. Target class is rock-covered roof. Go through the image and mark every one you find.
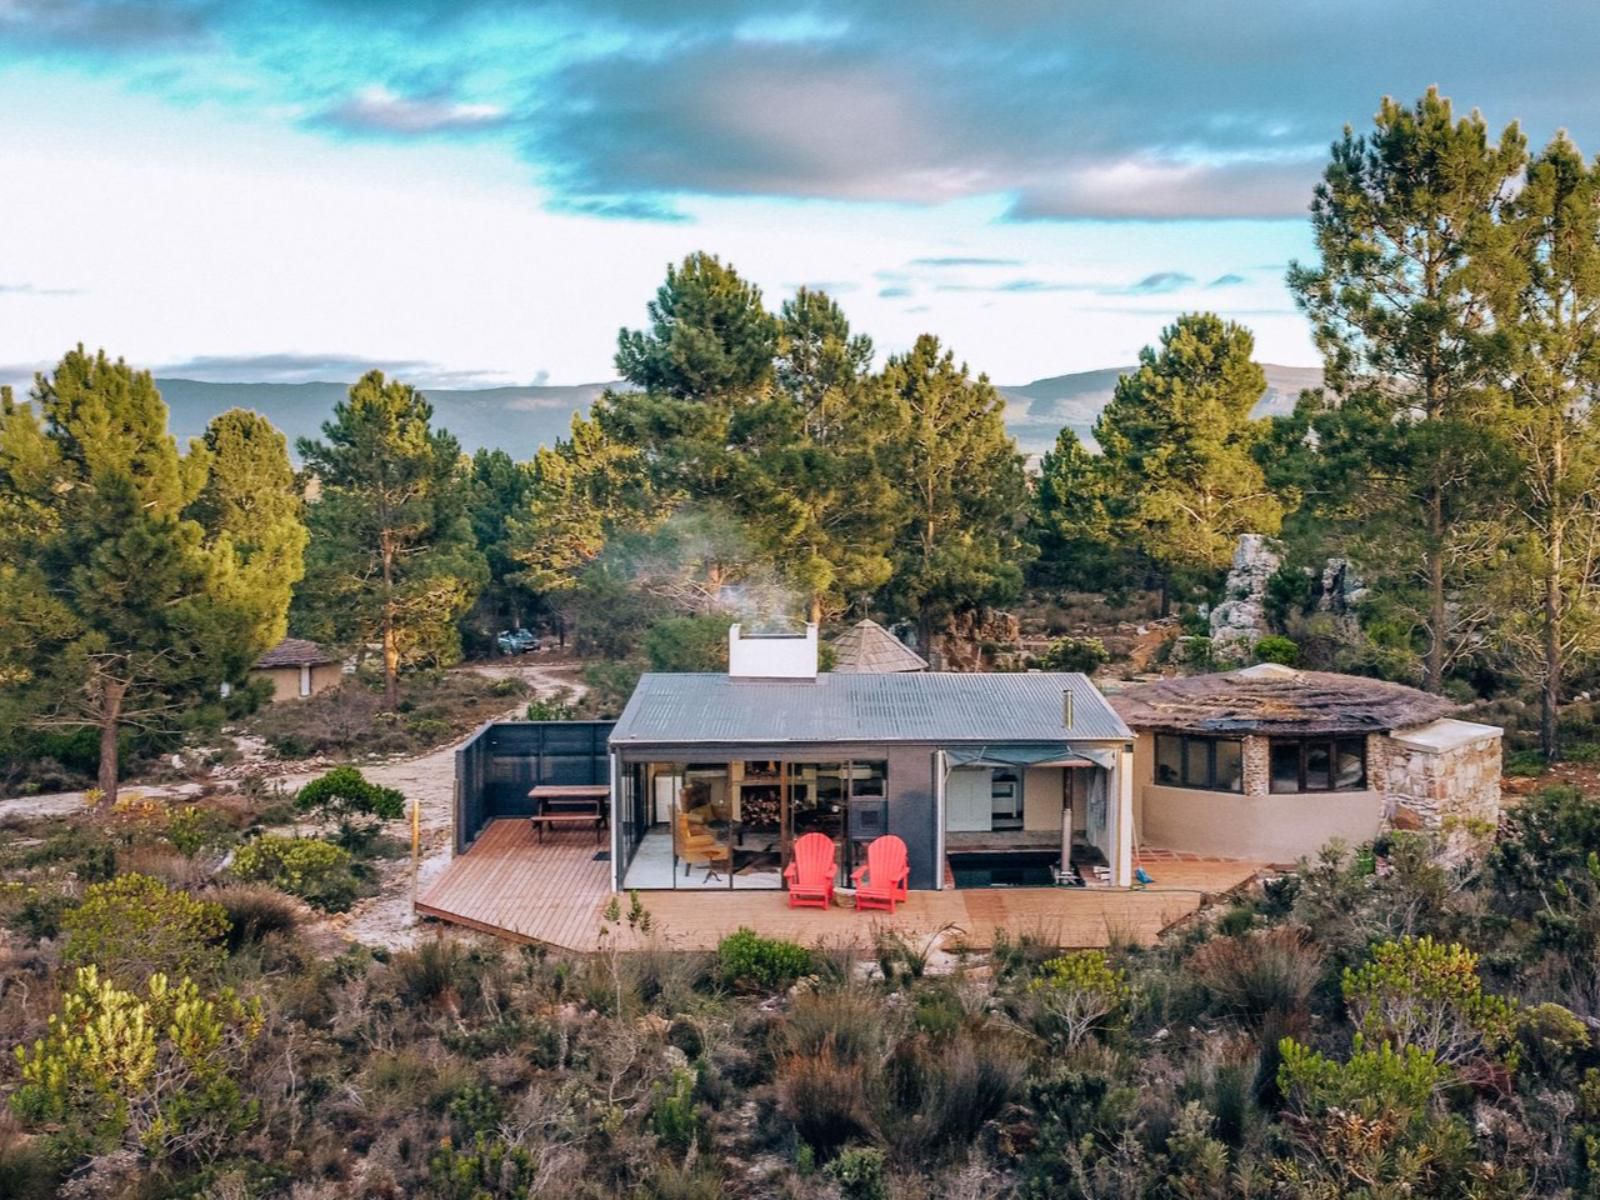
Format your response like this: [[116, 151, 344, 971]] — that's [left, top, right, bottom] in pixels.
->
[[829, 619, 928, 674], [1108, 662, 1458, 737], [254, 637, 340, 670]]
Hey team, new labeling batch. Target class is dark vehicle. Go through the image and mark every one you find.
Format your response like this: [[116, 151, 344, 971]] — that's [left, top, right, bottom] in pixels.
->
[[495, 628, 539, 655]]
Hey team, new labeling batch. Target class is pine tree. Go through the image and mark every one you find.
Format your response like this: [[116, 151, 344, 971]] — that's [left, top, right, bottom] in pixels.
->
[[877, 334, 1032, 646], [1289, 88, 1527, 689], [1094, 314, 1288, 611], [187, 409, 308, 655], [1032, 426, 1119, 588], [464, 447, 538, 629], [1475, 134, 1600, 759], [0, 349, 256, 803], [295, 371, 485, 709]]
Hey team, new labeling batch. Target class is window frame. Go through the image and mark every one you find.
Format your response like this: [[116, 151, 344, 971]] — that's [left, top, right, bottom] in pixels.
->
[[1268, 735, 1368, 794], [1153, 733, 1245, 794]]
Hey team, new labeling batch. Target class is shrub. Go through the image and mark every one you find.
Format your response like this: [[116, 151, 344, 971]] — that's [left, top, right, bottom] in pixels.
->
[[781, 989, 886, 1066], [777, 1048, 872, 1157], [1039, 635, 1109, 674], [1188, 927, 1322, 1029], [1252, 634, 1300, 666], [1278, 1036, 1445, 1120], [165, 804, 233, 857], [878, 1027, 1025, 1163], [295, 766, 405, 849], [61, 873, 229, 984], [1342, 936, 1519, 1069], [428, 1133, 538, 1200], [826, 1146, 888, 1200], [526, 690, 577, 721], [210, 884, 302, 952], [1025, 951, 1131, 1050], [649, 1067, 708, 1155], [717, 927, 812, 992], [231, 836, 360, 912], [11, 966, 263, 1164], [394, 937, 480, 1007]]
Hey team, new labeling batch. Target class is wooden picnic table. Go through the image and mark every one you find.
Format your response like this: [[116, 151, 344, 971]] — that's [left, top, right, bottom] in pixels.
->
[[527, 784, 609, 843]]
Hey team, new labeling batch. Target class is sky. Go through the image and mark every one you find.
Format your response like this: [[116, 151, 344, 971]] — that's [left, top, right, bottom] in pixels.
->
[[4, 0, 1600, 391]]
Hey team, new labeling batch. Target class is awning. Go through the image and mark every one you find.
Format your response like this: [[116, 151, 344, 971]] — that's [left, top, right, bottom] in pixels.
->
[[944, 743, 1095, 769]]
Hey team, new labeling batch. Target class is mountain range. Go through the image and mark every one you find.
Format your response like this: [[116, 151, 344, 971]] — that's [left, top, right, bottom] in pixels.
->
[[154, 364, 1325, 462]]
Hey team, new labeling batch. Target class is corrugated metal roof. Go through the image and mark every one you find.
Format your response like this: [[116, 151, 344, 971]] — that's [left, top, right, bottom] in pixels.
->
[[610, 671, 1131, 746]]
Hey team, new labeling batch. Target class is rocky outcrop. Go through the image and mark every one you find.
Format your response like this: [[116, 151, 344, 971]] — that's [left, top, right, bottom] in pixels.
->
[[1209, 534, 1283, 661]]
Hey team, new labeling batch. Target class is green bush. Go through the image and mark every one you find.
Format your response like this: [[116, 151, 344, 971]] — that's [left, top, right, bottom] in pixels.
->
[[231, 836, 360, 912], [1025, 950, 1131, 1049], [61, 873, 229, 984], [1503, 747, 1549, 778], [649, 1067, 708, 1154], [826, 1146, 888, 1200], [295, 766, 405, 849], [717, 927, 813, 992], [12, 966, 262, 1164], [1253, 634, 1300, 666], [526, 690, 577, 721], [1039, 635, 1109, 674], [645, 614, 733, 672]]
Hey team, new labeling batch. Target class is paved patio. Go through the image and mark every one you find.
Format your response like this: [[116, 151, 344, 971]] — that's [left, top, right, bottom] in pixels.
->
[[415, 818, 1265, 953]]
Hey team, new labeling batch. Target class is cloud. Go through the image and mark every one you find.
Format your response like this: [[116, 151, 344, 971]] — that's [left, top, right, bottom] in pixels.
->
[[910, 256, 1023, 268], [10, 0, 1600, 223], [153, 352, 517, 388], [0, 0, 216, 51], [546, 195, 691, 223], [1127, 271, 1195, 294], [1208, 273, 1247, 287], [878, 285, 911, 298], [313, 85, 507, 135], [0, 281, 81, 296]]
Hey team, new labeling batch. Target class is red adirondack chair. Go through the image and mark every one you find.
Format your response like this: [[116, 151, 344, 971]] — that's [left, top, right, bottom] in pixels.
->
[[852, 835, 910, 913], [784, 832, 837, 909]]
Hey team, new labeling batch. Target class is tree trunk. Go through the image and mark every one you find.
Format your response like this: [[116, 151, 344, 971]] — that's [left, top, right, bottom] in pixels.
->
[[97, 679, 127, 806], [381, 535, 399, 710], [1425, 487, 1446, 692], [1159, 572, 1171, 619], [1542, 520, 1564, 761]]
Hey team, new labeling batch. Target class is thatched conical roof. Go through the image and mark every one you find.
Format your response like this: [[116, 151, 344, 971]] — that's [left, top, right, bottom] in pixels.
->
[[1108, 662, 1457, 736], [830, 619, 927, 674]]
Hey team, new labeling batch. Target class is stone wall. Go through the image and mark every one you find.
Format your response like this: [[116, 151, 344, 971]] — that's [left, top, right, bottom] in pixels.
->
[[1378, 721, 1503, 835], [1241, 735, 1270, 796]]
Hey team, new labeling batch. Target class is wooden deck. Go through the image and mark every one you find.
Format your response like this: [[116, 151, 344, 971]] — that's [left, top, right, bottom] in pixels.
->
[[416, 819, 1265, 953]]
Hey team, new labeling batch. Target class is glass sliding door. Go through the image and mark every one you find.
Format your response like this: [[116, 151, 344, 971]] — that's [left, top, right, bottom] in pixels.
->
[[783, 761, 887, 887]]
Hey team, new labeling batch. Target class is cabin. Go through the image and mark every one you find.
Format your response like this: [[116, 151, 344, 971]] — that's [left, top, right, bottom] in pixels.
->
[[608, 624, 1136, 892], [1110, 662, 1503, 863], [250, 637, 343, 702]]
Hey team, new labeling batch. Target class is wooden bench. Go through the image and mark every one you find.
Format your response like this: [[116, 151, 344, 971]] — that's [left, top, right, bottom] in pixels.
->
[[528, 812, 605, 844]]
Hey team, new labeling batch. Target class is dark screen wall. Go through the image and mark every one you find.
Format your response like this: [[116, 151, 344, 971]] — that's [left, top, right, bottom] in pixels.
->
[[454, 721, 615, 853]]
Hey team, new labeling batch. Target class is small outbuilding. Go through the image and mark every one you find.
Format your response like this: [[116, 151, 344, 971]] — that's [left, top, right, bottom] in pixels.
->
[[250, 637, 343, 702], [1110, 662, 1502, 863], [829, 619, 928, 674]]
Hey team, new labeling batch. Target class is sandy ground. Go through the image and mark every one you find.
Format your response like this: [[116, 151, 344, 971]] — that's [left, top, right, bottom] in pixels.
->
[[0, 657, 590, 952]]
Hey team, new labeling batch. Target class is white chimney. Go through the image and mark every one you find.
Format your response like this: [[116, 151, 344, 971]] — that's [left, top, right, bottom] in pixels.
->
[[728, 622, 819, 679]]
